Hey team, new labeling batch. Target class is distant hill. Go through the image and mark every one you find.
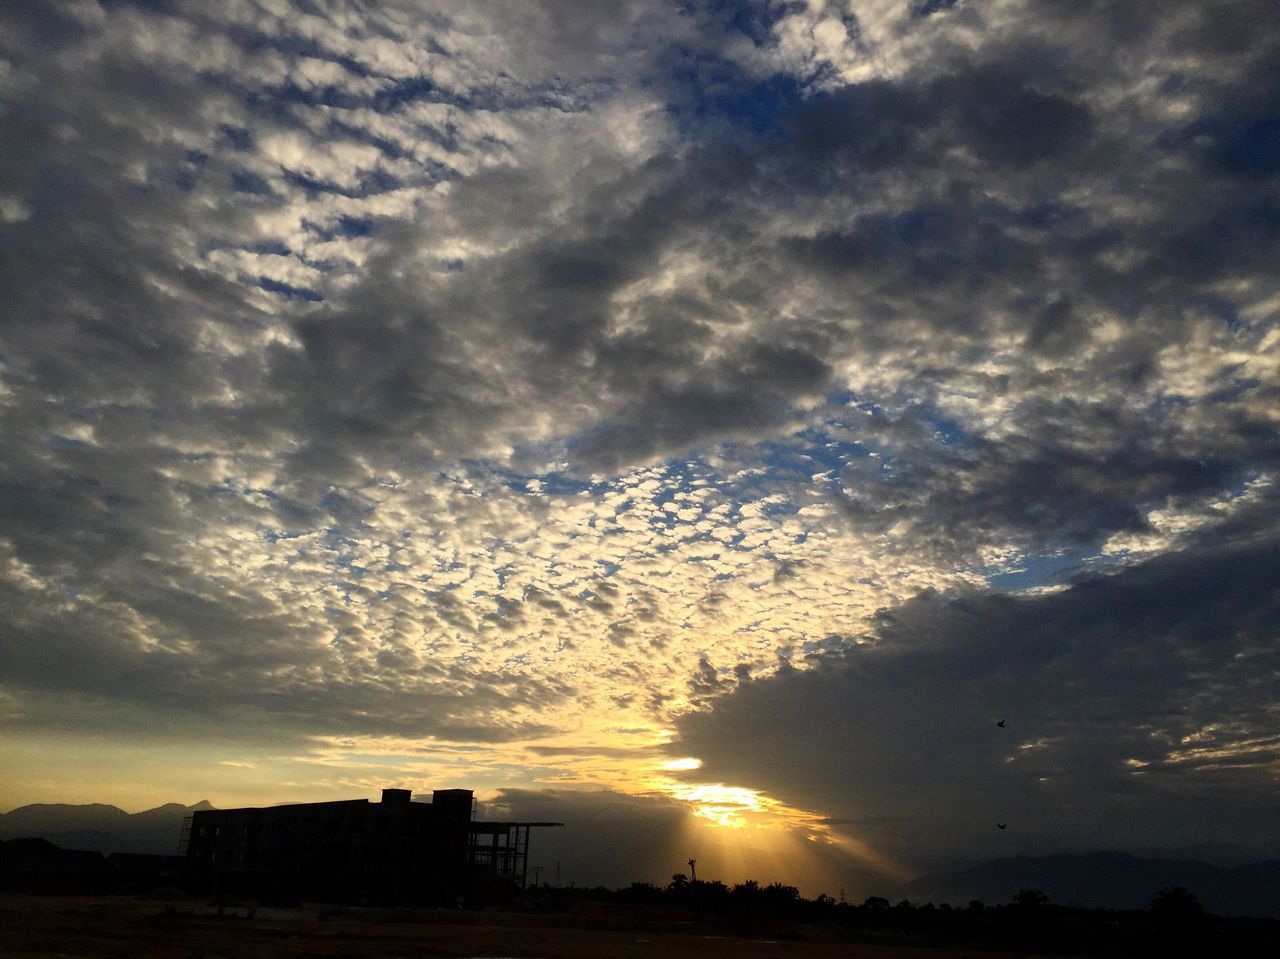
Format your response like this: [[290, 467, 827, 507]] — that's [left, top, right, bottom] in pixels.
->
[[903, 851, 1280, 918], [0, 801, 213, 856]]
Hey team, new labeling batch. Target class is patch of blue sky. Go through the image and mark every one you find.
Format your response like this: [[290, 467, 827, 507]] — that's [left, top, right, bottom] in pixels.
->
[[47, 433, 92, 449], [1193, 294, 1248, 332], [852, 395, 971, 446], [318, 495, 375, 528], [281, 166, 404, 200], [230, 168, 276, 196], [369, 76, 449, 111], [928, 415, 967, 445], [911, 0, 958, 19], [250, 485, 319, 519], [337, 561, 367, 579], [218, 124, 254, 151], [983, 546, 1100, 592], [320, 119, 414, 163], [827, 387, 860, 408], [1202, 377, 1261, 405], [260, 529, 311, 544], [232, 21, 379, 81], [244, 61, 572, 122], [681, 0, 799, 46], [714, 430, 874, 495], [175, 150, 208, 191], [665, 58, 806, 140], [296, 256, 345, 276], [380, 116, 466, 156], [887, 205, 946, 245], [204, 479, 245, 500], [257, 275, 323, 302], [1181, 110, 1280, 179], [301, 214, 377, 243], [460, 460, 598, 498], [321, 528, 361, 558], [1220, 470, 1268, 500], [244, 238, 292, 256], [978, 196, 1082, 231], [794, 424, 878, 463]]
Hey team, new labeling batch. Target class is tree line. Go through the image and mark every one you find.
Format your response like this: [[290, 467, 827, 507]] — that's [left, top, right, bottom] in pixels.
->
[[524, 876, 1276, 956]]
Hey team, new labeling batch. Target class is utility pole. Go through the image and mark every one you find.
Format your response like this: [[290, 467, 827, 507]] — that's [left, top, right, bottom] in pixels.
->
[[687, 857, 697, 883]]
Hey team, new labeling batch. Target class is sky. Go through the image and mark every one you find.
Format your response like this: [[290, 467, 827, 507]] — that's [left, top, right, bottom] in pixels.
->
[[1, 0, 1278, 896]]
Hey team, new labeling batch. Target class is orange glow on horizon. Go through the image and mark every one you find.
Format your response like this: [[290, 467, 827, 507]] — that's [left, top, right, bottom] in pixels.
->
[[639, 771, 912, 891]]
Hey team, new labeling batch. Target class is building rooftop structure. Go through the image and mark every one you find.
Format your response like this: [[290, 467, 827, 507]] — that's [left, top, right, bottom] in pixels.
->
[[182, 787, 560, 906]]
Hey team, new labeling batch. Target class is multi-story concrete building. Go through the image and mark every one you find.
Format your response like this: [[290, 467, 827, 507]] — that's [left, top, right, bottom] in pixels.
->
[[183, 787, 559, 905]]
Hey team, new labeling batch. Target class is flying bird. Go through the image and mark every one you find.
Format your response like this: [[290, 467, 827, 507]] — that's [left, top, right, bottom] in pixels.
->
[[997, 823, 1007, 830], [995, 720, 1006, 727]]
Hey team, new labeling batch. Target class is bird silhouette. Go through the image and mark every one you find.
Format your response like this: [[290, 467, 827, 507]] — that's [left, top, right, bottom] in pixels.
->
[[997, 823, 1007, 830], [995, 720, 1006, 727]]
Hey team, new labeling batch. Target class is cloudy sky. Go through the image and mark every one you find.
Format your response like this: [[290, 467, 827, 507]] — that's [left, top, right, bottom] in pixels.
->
[[2, 0, 1278, 894]]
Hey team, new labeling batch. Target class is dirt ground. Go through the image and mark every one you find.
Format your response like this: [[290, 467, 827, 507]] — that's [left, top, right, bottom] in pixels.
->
[[0, 895, 1043, 959]]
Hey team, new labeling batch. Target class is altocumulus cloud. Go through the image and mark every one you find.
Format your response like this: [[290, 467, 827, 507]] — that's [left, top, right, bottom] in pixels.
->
[[0, 0, 1278, 877]]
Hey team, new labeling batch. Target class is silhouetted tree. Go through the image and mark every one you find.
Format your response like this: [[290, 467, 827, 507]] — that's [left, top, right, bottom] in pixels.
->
[[689, 878, 730, 914], [1150, 885, 1204, 955], [763, 882, 800, 903], [619, 881, 662, 903], [1151, 885, 1202, 925], [1007, 888, 1055, 951], [1012, 888, 1050, 909]]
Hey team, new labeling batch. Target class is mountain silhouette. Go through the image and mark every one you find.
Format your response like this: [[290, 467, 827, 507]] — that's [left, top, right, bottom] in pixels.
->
[[904, 851, 1280, 917], [0, 801, 213, 856]]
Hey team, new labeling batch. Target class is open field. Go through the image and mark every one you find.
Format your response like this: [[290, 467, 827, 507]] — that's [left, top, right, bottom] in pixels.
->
[[0, 895, 1054, 959]]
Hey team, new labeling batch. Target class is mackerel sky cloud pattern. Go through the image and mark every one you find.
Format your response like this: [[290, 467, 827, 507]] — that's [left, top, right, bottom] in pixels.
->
[[1, 0, 1278, 889]]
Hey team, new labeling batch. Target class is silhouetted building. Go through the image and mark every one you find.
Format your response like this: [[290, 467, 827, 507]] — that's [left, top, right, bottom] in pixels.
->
[[0, 837, 111, 892], [182, 787, 559, 905]]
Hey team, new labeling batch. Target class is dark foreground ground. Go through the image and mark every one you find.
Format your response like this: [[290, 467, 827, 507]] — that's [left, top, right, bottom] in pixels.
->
[[0, 894, 1068, 959]]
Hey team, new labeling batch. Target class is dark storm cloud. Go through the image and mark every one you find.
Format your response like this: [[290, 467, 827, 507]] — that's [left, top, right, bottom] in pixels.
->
[[835, 395, 1279, 559], [576, 338, 833, 468], [534, 2, 1278, 529], [671, 508, 1280, 869]]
